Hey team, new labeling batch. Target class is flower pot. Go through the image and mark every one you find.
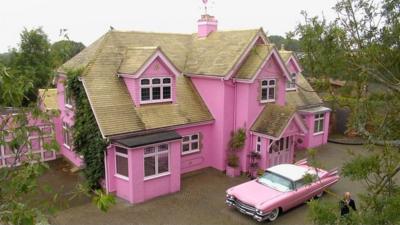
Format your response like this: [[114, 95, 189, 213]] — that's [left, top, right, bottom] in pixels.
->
[[226, 165, 241, 177]]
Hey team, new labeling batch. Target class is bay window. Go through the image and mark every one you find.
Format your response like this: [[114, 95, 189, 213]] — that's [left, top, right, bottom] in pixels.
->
[[115, 146, 129, 179], [261, 79, 276, 102], [314, 113, 324, 134], [182, 133, 200, 155], [140, 77, 172, 103], [144, 144, 169, 178]]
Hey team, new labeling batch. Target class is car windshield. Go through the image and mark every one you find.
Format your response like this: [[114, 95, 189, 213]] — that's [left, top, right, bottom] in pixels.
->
[[258, 171, 293, 192]]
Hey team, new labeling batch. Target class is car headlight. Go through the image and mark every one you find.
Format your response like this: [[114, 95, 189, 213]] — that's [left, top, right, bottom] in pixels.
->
[[226, 194, 235, 200], [256, 209, 265, 215]]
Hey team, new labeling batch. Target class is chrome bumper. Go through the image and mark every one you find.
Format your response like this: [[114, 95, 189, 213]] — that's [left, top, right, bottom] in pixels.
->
[[225, 198, 270, 222]]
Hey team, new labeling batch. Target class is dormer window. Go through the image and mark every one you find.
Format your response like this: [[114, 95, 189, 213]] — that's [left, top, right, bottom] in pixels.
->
[[286, 73, 296, 90], [140, 77, 172, 103], [261, 79, 276, 103]]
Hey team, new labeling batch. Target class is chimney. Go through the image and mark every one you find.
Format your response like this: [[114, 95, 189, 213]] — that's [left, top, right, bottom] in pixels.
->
[[197, 14, 218, 38]]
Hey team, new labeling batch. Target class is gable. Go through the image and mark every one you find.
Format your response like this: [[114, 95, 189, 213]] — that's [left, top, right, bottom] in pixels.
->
[[287, 57, 302, 74]]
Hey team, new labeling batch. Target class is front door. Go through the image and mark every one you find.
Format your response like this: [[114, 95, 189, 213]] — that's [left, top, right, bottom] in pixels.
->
[[267, 136, 292, 167]]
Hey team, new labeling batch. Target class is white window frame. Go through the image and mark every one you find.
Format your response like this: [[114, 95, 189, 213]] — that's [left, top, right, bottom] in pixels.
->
[[64, 85, 73, 108], [256, 136, 261, 153], [286, 73, 297, 90], [314, 113, 325, 134], [144, 144, 170, 180], [140, 77, 172, 104], [62, 122, 71, 149], [260, 79, 276, 103], [182, 133, 200, 155], [115, 146, 129, 180]]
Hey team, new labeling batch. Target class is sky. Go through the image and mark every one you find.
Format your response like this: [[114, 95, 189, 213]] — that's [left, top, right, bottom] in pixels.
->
[[0, 0, 338, 53]]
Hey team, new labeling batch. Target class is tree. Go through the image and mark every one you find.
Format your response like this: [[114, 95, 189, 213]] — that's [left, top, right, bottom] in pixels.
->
[[51, 40, 85, 68], [296, 0, 400, 224], [10, 28, 54, 103], [268, 34, 301, 52]]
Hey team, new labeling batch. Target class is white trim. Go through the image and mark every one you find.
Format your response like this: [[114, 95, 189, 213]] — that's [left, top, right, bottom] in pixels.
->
[[313, 132, 324, 136], [139, 77, 172, 104], [313, 113, 325, 134], [62, 121, 72, 149], [287, 55, 303, 73], [115, 146, 129, 179], [144, 172, 171, 181], [260, 79, 276, 103], [143, 143, 170, 179], [114, 174, 129, 181], [181, 133, 200, 155]]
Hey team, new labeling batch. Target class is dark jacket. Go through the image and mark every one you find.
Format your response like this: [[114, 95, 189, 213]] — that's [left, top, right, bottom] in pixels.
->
[[340, 199, 356, 216]]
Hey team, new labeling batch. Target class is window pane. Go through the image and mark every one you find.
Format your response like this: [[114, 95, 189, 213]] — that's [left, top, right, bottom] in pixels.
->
[[286, 137, 290, 149], [163, 86, 171, 99], [158, 153, 169, 173], [269, 80, 276, 85], [152, 78, 161, 84], [141, 88, 150, 101], [261, 80, 268, 86], [319, 120, 324, 131], [256, 144, 261, 152], [183, 136, 190, 142], [182, 144, 190, 152], [314, 120, 319, 133], [141, 79, 150, 85], [163, 78, 171, 84], [192, 134, 199, 140], [158, 144, 168, 152], [116, 155, 129, 177], [144, 146, 155, 155], [116, 146, 128, 155], [268, 88, 275, 99], [257, 136, 261, 142], [261, 88, 268, 100], [152, 87, 161, 100], [144, 156, 156, 177], [191, 142, 199, 150]]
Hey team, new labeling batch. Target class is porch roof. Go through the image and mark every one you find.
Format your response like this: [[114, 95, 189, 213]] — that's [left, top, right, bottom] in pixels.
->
[[113, 131, 182, 148], [251, 104, 296, 139]]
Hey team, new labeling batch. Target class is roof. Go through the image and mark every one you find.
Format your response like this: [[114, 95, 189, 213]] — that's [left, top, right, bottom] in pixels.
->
[[58, 29, 266, 137], [286, 74, 323, 109], [236, 44, 275, 79], [278, 50, 293, 62], [118, 47, 159, 74], [299, 106, 331, 114], [267, 164, 316, 181], [251, 104, 296, 138], [38, 89, 58, 110], [114, 131, 181, 148]]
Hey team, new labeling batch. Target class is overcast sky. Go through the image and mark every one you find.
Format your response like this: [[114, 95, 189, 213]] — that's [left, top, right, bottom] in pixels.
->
[[0, 0, 338, 52]]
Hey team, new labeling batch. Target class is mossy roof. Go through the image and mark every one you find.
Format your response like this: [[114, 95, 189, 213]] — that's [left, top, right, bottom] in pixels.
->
[[236, 44, 275, 79], [278, 50, 293, 62], [38, 89, 58, 110], [118, 47, 159, 74], [251, 104, 296, 138], [286, 73, 324, 109]]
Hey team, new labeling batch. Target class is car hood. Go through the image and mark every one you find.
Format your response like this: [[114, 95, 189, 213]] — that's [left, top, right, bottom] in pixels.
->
[[228, 180, 285, 207]]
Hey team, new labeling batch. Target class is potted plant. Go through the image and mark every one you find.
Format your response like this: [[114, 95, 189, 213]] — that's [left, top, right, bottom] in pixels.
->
[[226, 128, 246, 177]]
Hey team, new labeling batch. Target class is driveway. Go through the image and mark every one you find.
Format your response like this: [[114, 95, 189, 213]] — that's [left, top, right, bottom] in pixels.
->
[[51, 143, 366, 225]]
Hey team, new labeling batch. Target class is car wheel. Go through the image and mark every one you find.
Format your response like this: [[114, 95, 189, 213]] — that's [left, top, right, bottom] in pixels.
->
[[268, 208, 280, 222]]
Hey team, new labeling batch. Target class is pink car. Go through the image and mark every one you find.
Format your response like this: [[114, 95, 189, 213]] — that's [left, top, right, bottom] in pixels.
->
[[226, 159, 339, 222]]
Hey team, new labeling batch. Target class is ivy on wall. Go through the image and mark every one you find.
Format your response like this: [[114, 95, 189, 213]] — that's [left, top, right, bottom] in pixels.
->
[[66, 69, 108, 189]]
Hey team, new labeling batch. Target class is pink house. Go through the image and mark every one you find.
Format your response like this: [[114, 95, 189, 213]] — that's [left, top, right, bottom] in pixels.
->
[[55, 13, 330, 204]]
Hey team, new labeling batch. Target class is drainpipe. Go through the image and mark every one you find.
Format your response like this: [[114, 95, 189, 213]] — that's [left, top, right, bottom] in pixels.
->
[[104, 149, 109, 194], [233, 79, 237, 130]]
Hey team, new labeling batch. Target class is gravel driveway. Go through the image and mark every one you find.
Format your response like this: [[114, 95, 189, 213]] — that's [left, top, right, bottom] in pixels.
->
[[51, 143, 366, 225]]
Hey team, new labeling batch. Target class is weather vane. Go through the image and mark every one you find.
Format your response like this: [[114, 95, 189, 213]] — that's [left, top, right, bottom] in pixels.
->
[[202, 0, 208, 14]]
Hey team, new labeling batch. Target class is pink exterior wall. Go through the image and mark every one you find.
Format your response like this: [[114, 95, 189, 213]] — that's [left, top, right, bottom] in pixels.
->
[[0, 114, 56, 167], [124, 57, 177, 107], [106, 141, 181, 204], [55, 76, 84, 167], [298, 111, 330, 149], [176, 124, 213, 174]]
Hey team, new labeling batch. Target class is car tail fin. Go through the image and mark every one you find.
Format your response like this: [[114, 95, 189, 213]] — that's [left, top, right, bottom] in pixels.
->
[[294, 158, 308, 166], [320, 167, 339, 179]]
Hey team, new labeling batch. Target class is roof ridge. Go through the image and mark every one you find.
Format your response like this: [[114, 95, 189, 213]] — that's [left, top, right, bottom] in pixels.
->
[[82, 32, 113, 76]]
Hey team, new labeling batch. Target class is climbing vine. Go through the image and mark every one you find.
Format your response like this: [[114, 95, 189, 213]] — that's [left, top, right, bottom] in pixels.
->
[[66, 68, 108, 189]]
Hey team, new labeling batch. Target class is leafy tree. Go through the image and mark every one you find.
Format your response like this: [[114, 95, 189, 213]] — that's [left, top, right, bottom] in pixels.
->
[[10, 28, 54, 103], [51, 40, 85, 68], [268, 34, 301, 51], [296, 0, 400, 224]]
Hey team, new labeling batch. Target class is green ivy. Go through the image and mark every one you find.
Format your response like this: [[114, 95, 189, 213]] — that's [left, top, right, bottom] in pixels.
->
[[66, 69, 108, 189]]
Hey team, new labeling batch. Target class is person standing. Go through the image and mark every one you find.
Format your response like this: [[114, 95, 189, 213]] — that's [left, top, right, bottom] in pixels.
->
[[340, 192, 356, 216]]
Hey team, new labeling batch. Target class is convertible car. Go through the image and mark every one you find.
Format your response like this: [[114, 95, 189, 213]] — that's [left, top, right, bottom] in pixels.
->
[[226, 159, 339, 222]]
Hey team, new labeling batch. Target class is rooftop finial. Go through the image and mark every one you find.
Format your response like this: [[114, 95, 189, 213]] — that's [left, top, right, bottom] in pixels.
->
[[202, 0, 208, 14]]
